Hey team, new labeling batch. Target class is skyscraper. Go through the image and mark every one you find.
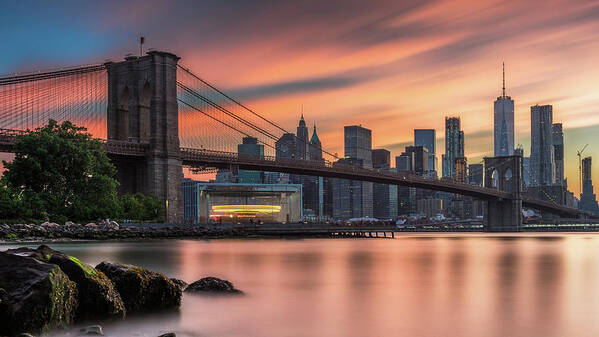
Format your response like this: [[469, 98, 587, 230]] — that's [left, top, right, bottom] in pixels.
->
[[468, 164, 483, 186], [332, 125, 373, 218], [442, 117, 464, 178], [372, 149, 397, 219], [494, 63, 515, 157], [414, 129, 436, 172], [552, 123, 564, 186], [295, 115, 309, 160], [344, 125, 372, 167], [530, 105, 555, 186], [304, 124, 325, 218], [237, 136, 264, 183], [404, 146, 429, 174], [579, 157, 599, 214]]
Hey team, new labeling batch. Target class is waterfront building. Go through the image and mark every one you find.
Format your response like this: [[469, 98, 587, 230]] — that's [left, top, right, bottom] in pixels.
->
[[417, 198, 445, 218], [182, 179, 303, 224], [237, 136, 264, 184], [372, 149, 398, 220], [339, 125, 373, 217], [332, 158, 371, 219], [304, 124, 325, 218], [468, 164, 483, 186], [442, 117, 464, 178], [494, 63, 515, 157], [530, 105, 555, 186], [552, 123, 565, 185], [396, 152, 415, 215], [414, 129, 436, 173], [580, 157, 599, 214]]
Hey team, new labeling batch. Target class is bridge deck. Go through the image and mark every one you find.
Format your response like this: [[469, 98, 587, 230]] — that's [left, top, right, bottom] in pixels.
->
[[0, 129, 583, 218]]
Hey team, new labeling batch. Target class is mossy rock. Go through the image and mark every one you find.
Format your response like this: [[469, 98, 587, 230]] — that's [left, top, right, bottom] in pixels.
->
[[0, 252, 78, 336], [185, 277, 243, 294], [6, 245, 126, 322], [96, 261, 181, 313]]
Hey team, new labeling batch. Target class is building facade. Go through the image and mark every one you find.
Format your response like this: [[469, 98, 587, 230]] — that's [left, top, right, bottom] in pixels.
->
[[552, 123, 564, 186], [237, 136, 264, 183], [182, 180, 303, 224], [414, 129, 436, 173], [442, 117, 464, 178], [530, 105, 555, 186], [372, 149, 398, 220], [494, 64, 515, 157], [580, 157, 599, 214]]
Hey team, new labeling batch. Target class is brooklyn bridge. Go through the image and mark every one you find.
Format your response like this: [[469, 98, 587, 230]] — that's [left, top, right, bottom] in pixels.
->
[[0, 51, 585, 230]]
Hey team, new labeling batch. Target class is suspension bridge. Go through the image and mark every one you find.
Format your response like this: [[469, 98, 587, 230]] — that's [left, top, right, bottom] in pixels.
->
[[0, 51, 585, 230]]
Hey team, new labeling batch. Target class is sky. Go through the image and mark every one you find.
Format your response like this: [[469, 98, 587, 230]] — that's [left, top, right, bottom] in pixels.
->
[[2, 0, 599, 195]]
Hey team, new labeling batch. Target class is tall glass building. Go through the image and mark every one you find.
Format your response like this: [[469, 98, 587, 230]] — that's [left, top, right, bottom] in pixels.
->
[[552, 123, 564, 186], [494, 63, 514, 157], [530, 105, 555, 186], [442, 117, 464, 178], [237, 136, 264, 183], [414, 129, 436, 173]]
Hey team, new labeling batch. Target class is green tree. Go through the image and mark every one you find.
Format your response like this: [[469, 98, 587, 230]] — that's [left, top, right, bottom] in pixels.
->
[[119, 193, 164, 222], [2, 120, 120, 222]]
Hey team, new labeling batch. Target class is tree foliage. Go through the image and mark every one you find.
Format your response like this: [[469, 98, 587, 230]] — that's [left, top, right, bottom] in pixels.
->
[[120, 193, 165, 222], [2, 120, 120, 222]]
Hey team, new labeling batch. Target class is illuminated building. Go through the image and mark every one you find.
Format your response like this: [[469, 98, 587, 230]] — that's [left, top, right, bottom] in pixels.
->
[[182, 180, 302, 224], [455, 157, 467, 183]]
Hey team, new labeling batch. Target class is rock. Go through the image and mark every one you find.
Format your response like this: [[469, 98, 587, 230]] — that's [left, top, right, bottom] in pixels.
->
[[79, 325, 104, 335], [158, 333, 176, 337], [0, 252, 78, 336], [170, 278, 188, 291], [6, 246, 126, 322], [96, 262, 181, 313], [185, 277, 243, 294], [108, 221, 120, 230]]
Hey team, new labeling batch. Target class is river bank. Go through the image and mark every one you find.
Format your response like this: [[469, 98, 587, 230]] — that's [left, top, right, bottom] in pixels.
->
[[0, 221, 255, 243]]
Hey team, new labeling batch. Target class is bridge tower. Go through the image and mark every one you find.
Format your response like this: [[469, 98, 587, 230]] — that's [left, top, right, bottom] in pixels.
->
[[483, 155, 523, 231], [105, 51, 182, 222]]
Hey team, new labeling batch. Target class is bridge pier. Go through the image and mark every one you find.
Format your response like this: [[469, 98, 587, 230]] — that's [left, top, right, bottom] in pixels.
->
[[106, 51, 182, 222], [483, 156, 523, 232]]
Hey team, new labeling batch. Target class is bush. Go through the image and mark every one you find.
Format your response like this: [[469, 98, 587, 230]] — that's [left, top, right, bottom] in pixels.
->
[[119, 193, 164, 222]]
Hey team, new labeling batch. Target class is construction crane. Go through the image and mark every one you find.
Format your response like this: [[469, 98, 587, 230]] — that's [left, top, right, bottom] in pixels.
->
[[577, 144, 589, 197]]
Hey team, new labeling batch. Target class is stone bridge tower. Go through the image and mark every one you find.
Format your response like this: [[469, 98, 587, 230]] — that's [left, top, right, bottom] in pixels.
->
[[483, 155, 523, 231], [105, 51, 181, 222]]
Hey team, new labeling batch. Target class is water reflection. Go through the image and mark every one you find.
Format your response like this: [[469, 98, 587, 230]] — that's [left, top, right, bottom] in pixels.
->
[[4, 234, 599, 337]]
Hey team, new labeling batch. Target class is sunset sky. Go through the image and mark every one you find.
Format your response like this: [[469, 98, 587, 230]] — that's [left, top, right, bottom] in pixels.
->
[[3, 0, 599, 195]]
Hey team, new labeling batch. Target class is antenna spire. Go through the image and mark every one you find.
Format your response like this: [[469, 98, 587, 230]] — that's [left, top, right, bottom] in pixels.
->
[[502, 62, 506, 97]]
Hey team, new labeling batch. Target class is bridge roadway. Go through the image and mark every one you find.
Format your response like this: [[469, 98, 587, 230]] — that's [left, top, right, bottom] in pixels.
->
[[0, 130, 582, 217]]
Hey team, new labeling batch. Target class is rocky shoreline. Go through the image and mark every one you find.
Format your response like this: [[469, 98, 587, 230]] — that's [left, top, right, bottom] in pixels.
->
[[0, 245, 242, 337], [0, 221, 253, 243]]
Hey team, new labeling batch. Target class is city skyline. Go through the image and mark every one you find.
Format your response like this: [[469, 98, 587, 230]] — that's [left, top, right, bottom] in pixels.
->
[[2, 0, 599, 195]]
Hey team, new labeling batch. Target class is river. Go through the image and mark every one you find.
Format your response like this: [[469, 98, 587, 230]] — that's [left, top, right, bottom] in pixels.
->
[[3, 233, 599, 337]]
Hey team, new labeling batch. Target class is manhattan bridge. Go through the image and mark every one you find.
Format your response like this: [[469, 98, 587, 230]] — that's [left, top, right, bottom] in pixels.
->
[[0, 51, 584, 230]]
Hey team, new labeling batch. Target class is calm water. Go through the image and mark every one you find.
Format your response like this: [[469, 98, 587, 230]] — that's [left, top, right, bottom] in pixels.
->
[[4, 234, 599, 337]]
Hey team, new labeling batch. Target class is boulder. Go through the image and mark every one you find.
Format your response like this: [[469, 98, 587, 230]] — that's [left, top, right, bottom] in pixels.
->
[[6, 246, 126, 322], [0, 252, 78, 336], [170, 278, 188, 291], [185, 277, 243, 294], [96, 262, 181, 313]]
